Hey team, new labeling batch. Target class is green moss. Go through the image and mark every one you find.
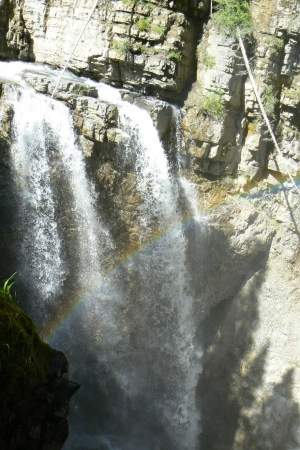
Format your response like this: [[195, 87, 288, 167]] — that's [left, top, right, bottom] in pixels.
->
[[0, 276, 54, 412]]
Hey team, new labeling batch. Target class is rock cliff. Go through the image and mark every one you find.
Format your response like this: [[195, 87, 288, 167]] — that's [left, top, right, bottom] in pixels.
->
[[0, 283, 80, 449], [0, 0, 300, 449], [1, 0, 300, 181]]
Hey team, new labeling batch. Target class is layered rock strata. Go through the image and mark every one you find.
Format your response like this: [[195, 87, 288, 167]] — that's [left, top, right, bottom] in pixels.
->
[[184, 0, 300, 180], [1, 0, 300, 181]]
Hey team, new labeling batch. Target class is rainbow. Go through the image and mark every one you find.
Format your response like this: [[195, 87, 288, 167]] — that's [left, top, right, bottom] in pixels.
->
[[44, 176, 299, 345]]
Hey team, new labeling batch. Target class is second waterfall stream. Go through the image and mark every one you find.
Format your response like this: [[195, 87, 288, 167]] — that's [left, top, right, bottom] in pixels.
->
[[0, 61, 204, 450]]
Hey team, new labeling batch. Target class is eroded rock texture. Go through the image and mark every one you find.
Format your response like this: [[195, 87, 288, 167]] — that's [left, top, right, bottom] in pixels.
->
[[1, 1, 300, 449], [0, 0, 204, 100], [184, 0, 300, 179], [1, 0, 300, 180], [196, 191, 300, 450]]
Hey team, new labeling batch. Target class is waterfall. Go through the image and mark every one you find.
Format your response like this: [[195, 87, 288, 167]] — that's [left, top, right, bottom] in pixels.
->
[[0, 62, 107, 321], [0, 62, 203, 450]]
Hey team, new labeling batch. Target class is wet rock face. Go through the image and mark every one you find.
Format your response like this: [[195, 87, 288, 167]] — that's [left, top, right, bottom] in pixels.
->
[[0, 98, 16, 280], [1, 350, 80, 450], [0, 280, 80, 450], [1, 2, 300, 449]]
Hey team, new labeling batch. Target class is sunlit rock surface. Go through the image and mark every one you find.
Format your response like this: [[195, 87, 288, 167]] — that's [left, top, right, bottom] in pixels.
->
[[0, 0, 300, 448]]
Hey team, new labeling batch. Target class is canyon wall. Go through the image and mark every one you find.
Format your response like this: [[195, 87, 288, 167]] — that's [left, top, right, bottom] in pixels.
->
[[1, 0, 300, 181], [0, 1, 300, 449]]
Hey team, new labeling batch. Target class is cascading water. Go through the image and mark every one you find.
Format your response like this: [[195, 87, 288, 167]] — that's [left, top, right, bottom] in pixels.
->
[[0, 62, 108, 322], [0, 62, 203, 450]]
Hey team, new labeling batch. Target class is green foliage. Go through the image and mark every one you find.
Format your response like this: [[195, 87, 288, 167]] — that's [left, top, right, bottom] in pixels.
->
[[202, 52, 216, 69], [258, 61, 266, 70], [0, 275, 54, 412], [168, 50, 182, 61], [221, 142, 234, 156], [122, 0, 154, 11], [122, 0, 135, 6], [145, 2, 154, 12], [199, 90, 226, 121], [264, 85, 278, 119], [113, 38, 134, 54], [152, 23, 167, 34], [1, 273, 16, 298], [270, 37, 284, 56], [214, 0, 253, 39], [139, 44, 151, 54], [136, 17, 150, 31], [281, 123, 300, 140], [252, 117, 263, 132], [285, 87, 300, 104]]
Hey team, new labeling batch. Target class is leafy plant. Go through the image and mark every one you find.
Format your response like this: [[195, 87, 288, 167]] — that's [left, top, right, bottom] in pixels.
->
[[202, 52, 216, 68], [221, 142, 234, 156], [145, 2, 154, 12], [168, 50, 182, 61], [199, 90, 226, 121], [122, 0, 135, 6], [258, 61, 266, 70], [263, 85, 278, 119], [214, 0, 253, 39], [270, 37, 284, 56], [152, 23, 167, 34], [136, 17, 150, 31], [285, 87, 300, 104], [113, 39, 134, 54], [139, 44, 150, 54], [1, 272, 16, 298]]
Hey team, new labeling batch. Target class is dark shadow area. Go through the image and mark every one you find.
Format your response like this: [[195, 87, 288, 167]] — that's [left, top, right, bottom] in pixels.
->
[[0, 0, 10, 60], [0, 136, 18, 281], [164, 177, 277, 450], [236, 368, 300, 450], [197, 268, 269, 450]]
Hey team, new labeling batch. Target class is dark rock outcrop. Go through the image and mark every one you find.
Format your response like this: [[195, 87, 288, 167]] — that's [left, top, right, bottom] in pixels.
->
[[0, 287, 80, 450]]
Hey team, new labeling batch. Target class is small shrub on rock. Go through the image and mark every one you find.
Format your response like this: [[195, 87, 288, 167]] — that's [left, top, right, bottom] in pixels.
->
[[199, 91, 226, 121], [214, 0, 253, 39]]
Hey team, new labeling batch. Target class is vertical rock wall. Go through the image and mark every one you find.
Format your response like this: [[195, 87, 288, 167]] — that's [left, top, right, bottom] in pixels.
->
[[1, 0, 300, 183], [183, 0, 300, 182]]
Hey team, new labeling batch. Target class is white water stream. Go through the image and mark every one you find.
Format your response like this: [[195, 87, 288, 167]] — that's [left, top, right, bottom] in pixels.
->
[[0, 61, 203, 450]]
